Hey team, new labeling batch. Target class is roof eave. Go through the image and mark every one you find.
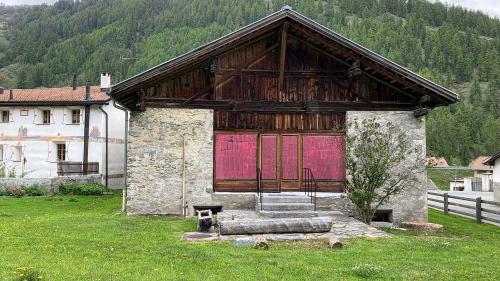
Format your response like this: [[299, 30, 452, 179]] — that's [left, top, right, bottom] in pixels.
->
[[0, 99, 110, 106], [483, 152, 500, 166]]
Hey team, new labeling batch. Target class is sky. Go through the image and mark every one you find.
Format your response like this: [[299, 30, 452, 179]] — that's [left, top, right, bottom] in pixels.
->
[[1, 0, 499, 18]]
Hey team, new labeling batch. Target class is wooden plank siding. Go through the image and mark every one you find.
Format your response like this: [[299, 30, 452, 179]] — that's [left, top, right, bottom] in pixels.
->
[[142, 31, 415, 111], [214, 112, 345, 131]]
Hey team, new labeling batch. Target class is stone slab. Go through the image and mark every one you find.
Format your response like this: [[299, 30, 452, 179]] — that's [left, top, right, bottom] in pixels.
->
[[182, 232, 219, 241], [219, 217, 333, 235], [216, 209, 390, 241]]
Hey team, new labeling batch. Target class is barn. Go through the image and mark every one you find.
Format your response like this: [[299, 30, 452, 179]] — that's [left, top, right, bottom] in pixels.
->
[[110, 7, 458, 222]]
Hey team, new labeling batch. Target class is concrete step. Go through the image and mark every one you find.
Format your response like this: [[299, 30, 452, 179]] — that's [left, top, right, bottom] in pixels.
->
[[260, 196, 312, 204], [258, 210, 319, 218], [259, 203, 315, 211]]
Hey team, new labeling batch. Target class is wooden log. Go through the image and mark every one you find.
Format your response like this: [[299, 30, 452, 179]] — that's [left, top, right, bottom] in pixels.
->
[[328, 237, 343, 249], [218, 217, 333, 235]]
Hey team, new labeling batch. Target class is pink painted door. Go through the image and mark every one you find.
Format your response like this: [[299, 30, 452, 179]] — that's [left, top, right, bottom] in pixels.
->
[[215, 133, 345, 192], [215, 134, 257, 180], [302, 135, 344, 181]]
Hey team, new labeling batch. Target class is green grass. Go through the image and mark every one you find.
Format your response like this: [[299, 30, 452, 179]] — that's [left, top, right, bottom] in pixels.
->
[[427, 167, 473, 190], [0, 194, 499, 280]]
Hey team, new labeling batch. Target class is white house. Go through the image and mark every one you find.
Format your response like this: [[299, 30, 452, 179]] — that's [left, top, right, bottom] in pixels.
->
[[0, 74, 126, 188], [484, 152, 500, 202]]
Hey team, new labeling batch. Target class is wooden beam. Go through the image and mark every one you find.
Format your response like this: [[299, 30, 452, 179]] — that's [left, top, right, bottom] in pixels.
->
[[143, 97, 416, 112], [414, 108, 429, 117], [181, 87, 213, 104], [278, 21, 289, 93], [215, 43, 279, 90]]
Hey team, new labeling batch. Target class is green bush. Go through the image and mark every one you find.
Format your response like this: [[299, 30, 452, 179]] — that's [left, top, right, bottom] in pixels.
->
[[24, 185, 47, 196], [0, 185, 47, 197], [1, 187, 25, 197], [59, 183, 108, 195]]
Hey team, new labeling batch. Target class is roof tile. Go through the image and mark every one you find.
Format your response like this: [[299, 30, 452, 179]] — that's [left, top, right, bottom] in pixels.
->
[[0, 86, 109, 103]]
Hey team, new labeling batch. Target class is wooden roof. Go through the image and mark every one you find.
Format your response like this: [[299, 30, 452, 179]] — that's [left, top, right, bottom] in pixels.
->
[[111, 6, 459, 110]]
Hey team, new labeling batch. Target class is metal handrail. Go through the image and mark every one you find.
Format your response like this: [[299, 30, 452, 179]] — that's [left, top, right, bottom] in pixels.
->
[[303, 168, 318, 211]]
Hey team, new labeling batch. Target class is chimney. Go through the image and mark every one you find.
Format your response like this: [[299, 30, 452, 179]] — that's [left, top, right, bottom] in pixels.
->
[[85, 81, 91, 100], [100, 72, 111, 90], [72, 74, 77, 90], [9, 89, 13, 100]]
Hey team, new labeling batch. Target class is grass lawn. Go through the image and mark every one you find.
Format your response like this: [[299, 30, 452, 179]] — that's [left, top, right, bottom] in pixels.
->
[[1, 194, 499, 281], [427, 167, 474, 190]]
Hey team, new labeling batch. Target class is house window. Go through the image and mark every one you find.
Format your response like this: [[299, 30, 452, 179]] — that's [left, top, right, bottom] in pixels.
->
[[42, 110, 51, 124], [57, 143, 66, 161], [1, 110, 9, 123], [71, 109, 80, 124], [0, 145, 3, 161]]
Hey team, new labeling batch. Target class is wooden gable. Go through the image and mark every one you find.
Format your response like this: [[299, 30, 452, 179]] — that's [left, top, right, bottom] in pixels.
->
[[111, 7, 458, 122]]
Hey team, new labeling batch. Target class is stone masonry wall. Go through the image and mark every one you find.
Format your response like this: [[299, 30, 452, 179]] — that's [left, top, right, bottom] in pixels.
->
[[126, 108, 214, 215], [0, 174, 102, 194], [345, 111, 428, 223]]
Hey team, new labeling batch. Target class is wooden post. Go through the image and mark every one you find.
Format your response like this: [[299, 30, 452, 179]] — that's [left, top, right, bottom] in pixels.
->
[[443, 193, 449, 215], [277, 21, 289, 94], [476, 197, 482, 223]]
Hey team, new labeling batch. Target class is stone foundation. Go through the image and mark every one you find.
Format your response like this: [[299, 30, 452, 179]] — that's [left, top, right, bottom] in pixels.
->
[[0, 174, 103, 193]]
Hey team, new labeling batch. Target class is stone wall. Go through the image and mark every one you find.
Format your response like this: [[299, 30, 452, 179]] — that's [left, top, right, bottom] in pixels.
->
[[125, 108, 427, 221], [345, 111, 428, 223], [0, 174, 102, 193], [126, 108, 214, 215]]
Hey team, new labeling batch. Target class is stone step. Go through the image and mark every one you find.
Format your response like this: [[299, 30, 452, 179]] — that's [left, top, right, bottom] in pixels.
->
[[258, 210, 319, 218], [259, 203, 315, 211], [260, 196, 312, 204]]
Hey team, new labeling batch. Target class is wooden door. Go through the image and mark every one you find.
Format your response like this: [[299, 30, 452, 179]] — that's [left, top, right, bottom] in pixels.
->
[[214, 132, 345, 192], [259, 134, 301, 191]]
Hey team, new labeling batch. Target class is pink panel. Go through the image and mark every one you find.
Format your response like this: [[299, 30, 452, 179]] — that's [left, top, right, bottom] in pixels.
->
[[281, 135, 298, 180], [302, 136, 344, 180], [261, 135, 277, 179], [215, 134, 257, 180]]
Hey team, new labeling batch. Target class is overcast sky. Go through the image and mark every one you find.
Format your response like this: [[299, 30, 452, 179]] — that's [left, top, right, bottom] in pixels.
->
[[2, 0, 499, 18]]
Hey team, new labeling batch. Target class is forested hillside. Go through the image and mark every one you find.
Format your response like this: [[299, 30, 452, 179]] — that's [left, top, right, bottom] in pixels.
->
[[0, 0, 498, 164]]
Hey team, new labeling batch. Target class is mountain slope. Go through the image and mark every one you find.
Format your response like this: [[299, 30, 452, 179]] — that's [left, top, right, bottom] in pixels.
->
[[0, 0, 499, 164]]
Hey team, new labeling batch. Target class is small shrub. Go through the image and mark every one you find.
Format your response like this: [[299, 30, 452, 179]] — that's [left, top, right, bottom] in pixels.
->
[[59, 183, 107, 195], [5, 187, 25, 198], [0, 186, 47, 197], [24, 185, 47, 196], [14, 267, 43, 281], [351, 264, 385, 278]]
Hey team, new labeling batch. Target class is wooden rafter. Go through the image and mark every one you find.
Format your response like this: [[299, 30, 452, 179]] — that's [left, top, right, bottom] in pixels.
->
[[278, 21, 289, 93], [215, 43, 279, 90]]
